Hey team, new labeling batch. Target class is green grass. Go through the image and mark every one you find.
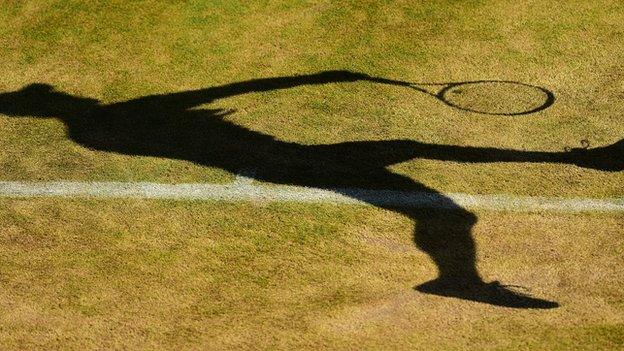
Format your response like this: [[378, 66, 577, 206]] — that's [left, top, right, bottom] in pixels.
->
[[0, 199, 622, 349], [0, 0, 622, 194], [0, 0, 623, 349]]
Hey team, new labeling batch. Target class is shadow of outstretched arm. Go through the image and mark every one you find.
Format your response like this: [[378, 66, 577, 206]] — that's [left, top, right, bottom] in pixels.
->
[[378, 139, 624, 172], [123, 70, 369, 111]]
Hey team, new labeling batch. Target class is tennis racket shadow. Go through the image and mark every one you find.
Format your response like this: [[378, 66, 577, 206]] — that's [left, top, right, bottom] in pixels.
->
[[366, 76, 555, 116]]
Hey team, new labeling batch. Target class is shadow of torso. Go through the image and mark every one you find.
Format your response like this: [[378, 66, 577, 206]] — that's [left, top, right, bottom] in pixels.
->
[[72, 99, 423, 189]]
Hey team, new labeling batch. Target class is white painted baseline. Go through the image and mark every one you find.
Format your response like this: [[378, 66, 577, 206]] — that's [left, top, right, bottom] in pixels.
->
[[0, 181, 622, 212]]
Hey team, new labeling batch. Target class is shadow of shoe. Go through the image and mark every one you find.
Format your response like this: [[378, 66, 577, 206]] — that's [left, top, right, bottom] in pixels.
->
[[415, 278, 559, 309]]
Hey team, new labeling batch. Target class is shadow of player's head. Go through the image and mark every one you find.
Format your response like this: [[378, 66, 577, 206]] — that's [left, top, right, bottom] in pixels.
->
[[0, 83, 99, 118]]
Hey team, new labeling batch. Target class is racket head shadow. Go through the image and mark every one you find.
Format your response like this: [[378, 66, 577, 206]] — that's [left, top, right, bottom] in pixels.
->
[[431, 80, 555, 116]]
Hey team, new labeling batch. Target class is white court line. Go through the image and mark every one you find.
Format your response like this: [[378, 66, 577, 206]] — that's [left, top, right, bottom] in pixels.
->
[[0, 180, 622, 212]]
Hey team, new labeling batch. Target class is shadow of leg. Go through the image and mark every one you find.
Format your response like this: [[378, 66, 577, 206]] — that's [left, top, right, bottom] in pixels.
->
[[336, 169, 559, 309], [409, 208, 559, 309]]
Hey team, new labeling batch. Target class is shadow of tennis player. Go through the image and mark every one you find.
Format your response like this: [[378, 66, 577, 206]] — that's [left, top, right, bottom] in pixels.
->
[[1, 71, 622, 308]]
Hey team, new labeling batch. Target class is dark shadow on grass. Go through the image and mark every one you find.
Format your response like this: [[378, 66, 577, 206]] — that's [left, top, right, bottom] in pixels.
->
[[1, 70, 622, 308]]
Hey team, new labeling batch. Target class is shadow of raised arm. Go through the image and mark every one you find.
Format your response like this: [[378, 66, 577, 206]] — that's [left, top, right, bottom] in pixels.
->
[[120, 70, 371, 111], [395, 139, 624, 172]]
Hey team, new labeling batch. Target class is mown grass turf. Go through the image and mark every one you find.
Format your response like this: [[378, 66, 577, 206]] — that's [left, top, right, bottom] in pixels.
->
[[0, 0, 623, 349], [0, 0, 622, 195], [0, 199, 622, 349]]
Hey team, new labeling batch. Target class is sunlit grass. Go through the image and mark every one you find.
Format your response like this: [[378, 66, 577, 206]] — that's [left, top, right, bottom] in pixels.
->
[[0, 0, 622, 195], [0, 0, 623, 349], [0, 199, 622, 349]]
